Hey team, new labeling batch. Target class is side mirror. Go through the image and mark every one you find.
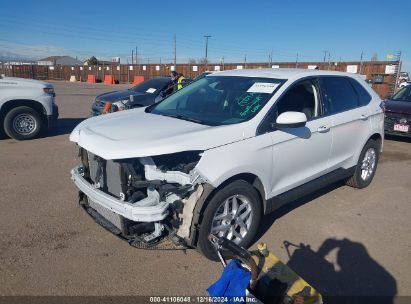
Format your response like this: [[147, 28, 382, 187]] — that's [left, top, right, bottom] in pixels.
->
[[273, 111, 307, 128]]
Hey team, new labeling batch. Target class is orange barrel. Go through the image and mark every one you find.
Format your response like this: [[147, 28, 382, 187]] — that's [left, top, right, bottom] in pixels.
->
[[104, 75, 115, 84], [133, 76, 145, 85], [87, 75, 96, 83]]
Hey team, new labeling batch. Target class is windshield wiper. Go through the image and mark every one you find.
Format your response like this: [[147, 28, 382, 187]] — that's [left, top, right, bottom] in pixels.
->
[[159, 113, 206, 124]]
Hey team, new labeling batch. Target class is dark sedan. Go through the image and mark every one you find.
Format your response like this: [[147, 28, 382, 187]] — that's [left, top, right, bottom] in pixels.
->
[[382, 85, 411, 137], [91, 77, 172, 116]]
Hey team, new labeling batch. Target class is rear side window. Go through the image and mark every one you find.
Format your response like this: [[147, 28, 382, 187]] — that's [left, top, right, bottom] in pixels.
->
[[349, 78, 372, 106], [322, 77, 359, 114]]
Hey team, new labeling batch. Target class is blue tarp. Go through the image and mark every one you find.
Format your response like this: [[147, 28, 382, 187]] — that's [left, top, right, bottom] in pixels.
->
[[207, 259, 251, 303]]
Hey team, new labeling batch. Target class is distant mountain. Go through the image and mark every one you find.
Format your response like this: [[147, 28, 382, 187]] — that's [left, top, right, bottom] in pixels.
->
[[0, 51, 37, 62]]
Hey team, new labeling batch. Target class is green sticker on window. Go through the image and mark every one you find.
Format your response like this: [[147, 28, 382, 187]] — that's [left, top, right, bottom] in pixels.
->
[[237, 93, 264, 117]]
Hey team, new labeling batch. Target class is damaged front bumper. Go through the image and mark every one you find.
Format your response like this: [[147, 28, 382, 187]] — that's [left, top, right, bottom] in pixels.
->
[[71, 166, 170, 222], [70, 149, 213, 249]]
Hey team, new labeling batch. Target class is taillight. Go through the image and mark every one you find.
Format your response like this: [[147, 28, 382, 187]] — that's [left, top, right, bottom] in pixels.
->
[[102, 102, 112, 114]]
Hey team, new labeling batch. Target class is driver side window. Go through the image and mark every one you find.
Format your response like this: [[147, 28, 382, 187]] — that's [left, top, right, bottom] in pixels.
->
[[275, 79, 321, 121], [258, 79, 321, 135]]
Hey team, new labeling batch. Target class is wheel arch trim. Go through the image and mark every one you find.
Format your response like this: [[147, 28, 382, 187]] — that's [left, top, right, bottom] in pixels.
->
[[0, 99, 47, 120]]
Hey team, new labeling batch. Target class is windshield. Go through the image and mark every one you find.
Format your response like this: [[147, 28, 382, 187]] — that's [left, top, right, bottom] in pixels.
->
[[131, 78, 170, 94], [392, 86, 411, 102], [148, 76, 284, 126]]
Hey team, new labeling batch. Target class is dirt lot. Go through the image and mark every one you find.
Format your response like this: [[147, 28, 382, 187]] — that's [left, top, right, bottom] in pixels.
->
[[0, 81, 410, 298]]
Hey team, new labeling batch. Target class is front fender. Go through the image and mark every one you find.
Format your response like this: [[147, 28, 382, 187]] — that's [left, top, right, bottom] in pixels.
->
[[196, 135, 272, 200]]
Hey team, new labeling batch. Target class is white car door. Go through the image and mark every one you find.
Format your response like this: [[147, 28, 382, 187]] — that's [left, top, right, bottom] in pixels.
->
[[320, 76, 371, 171], [260, 79, 333, 198]]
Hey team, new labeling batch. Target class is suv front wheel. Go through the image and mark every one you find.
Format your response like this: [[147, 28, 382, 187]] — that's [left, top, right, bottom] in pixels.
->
[[197, 180, 262, 260], [346, 139, 380, 189], [4, 106, 43, 140]]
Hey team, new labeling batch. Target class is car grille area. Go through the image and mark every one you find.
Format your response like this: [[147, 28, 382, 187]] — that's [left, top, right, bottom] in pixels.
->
[[88, 198, 124, 232], [76, 148, 189, 250], [85, 151, 124, 200], [78, 148, 129, 233], [91, 99, 106, 115]]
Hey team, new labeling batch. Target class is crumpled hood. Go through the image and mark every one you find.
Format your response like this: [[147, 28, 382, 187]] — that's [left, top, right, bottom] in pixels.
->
[[70, 108, 248, 159]]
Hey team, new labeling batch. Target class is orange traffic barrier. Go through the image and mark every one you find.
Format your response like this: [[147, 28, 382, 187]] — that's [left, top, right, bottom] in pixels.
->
[[104, 75, 115, 85], [87, 75, 96, 83], [133, 76, 145, 85]]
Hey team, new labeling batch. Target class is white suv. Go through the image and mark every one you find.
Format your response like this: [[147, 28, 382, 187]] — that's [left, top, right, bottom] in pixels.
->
[[70, 69, 384, 260]]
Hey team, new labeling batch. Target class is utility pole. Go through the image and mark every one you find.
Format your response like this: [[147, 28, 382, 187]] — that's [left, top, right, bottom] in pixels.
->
[[322, 50, 328, 62], [359, 51, 363, 74], [244, 54, 247, 69], [269, 49, 273, 67], [173, 33, 177, 68], [327, 51, 331, 70], [135, 46, 138, 64], [204, 35, 211, 70], [221, 56, 225, 70], [127, 56, 130, 83], [295, 53, 299, 68], [394, 51, 402, 92], [118, 57, 121, 83], [131, 49, 134, 66], [147, 58, 150, 78]]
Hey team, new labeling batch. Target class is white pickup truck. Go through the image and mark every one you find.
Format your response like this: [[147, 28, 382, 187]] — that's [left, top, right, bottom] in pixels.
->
[[0, 75, 58, 140]]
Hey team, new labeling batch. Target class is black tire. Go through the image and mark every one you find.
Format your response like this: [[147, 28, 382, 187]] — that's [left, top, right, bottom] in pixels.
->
[[0, 125, 7, 139], [197, 180, 262, 261], [346, 139, 380, 189], [4, 106, 43, 140]]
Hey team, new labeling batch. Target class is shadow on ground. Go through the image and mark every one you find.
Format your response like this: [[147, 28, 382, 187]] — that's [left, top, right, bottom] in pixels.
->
[[284, 238, 397, 302], [385, 134, 411, 144], [255, 181, 346, 242], [0, 118, 85, 140], [253, 182, 397, 302], [40, 117, 85, 138]]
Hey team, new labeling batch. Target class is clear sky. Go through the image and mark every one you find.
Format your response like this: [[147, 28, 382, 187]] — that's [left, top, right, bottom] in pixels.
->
[[0, 0, 410, 72]]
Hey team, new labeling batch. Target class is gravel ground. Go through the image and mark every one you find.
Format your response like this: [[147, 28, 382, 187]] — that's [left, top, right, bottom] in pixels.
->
[[0, 81, 410, 299]]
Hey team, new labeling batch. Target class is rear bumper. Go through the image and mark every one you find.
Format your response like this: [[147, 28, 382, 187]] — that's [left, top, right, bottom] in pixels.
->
[[70, 165, 170, 222], [384, 112, 411, 137], [384, 129, 411, 137]]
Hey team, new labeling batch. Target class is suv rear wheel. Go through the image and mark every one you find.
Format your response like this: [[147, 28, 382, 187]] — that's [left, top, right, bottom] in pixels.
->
[[4, 106, 43, 140], [346, 139, 380, 188], [197, 180, 262, 260]]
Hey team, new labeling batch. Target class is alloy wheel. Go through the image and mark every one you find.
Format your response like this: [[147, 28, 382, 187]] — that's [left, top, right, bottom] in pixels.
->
[[360, 148, 376, 181], [211, 194, 253, 244]]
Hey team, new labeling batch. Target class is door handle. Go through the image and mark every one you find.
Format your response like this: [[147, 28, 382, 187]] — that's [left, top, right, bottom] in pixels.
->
[[360, 115, 368, 120], [317, 126, 329, 133]]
